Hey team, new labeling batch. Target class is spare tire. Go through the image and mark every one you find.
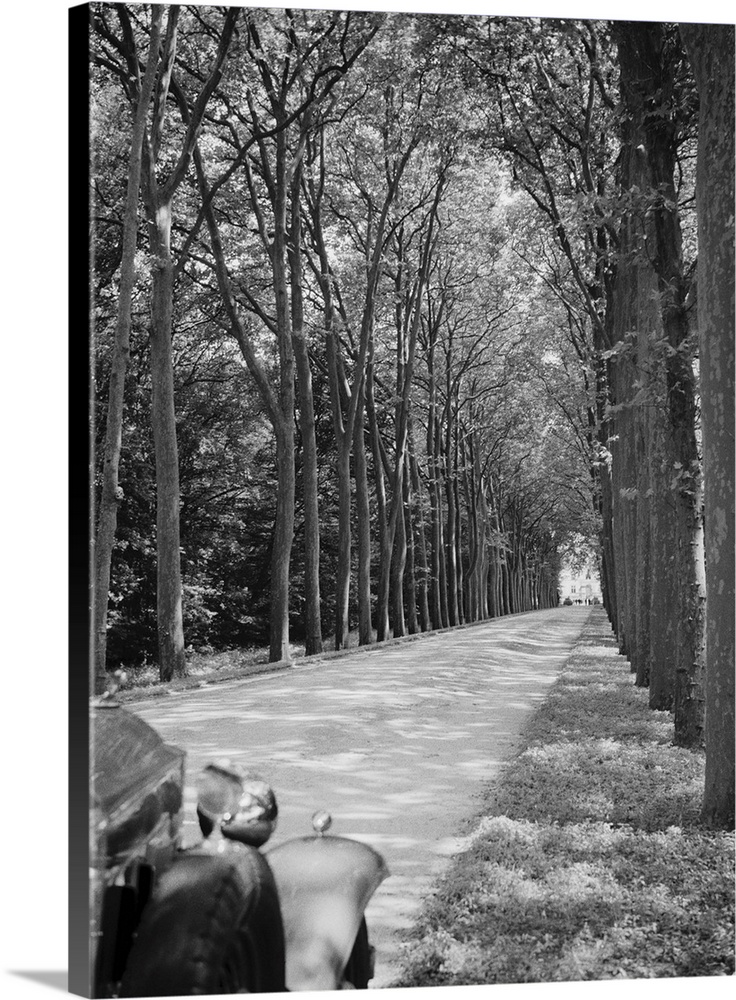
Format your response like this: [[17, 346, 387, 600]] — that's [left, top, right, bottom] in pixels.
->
[[119, 850, 286, 996]]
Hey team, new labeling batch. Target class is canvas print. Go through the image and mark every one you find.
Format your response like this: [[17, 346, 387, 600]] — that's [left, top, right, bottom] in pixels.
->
[[82, 1, 734, 997]]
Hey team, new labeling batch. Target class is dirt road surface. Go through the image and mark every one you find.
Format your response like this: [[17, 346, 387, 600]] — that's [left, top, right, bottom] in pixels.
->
[[132, 606, 591, 986]]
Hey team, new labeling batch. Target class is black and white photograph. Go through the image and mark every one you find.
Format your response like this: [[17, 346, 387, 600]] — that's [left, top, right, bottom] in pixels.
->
[[84, 0, 735, 995], [4, 1, 734, 998]]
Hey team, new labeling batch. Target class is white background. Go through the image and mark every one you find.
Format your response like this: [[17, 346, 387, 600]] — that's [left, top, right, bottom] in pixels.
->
[[0, 1, 731, 999]]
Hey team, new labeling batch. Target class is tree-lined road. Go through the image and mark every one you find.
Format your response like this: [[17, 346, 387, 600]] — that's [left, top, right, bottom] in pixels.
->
[[132, 606, 591, 986]]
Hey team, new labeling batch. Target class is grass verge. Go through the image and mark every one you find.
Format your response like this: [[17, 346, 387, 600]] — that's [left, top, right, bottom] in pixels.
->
[[392, 607, 734, 986]]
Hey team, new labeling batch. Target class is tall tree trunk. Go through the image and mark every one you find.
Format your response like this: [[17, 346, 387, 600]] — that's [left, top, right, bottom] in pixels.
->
[[142, 5, 237, 680], [403, 454, 419, 634], [198, 167, 295, 664], [148, 227, 186, 681], [391, 482, 408, 638], [596, 316, 619, 634], [474, 443, 491, 621], [311, 198, 351, 649], [453, 428, 465, 624], [198, 164, 296, 664], [139, 8, 181, 654], [367, 347, 390, 641], [436, 477, 450, 624], [599, 473, 617, 629], [426, 339, 445, 630], [390, 260, 408, 639], [269, 127, 297, 663], [647, 377, 680, 709], [409, 442, 431, 631], [444, 456, 459, 624], [353, 384, 373, 645], [609, 30, 653, 670], [311, 198, 352, 651], [292, 355, 322, 656], [609, 390, 635, 662], [290, 162, 322, 655], [333, 437, 352, 650], [643, 37, 705, 745], [633, 293, 653, 688], [487, 475, 502, 618], [376, 187, 443, 639], [463, 433, 479, 621], [681, 23, 735, 828], [501, 550, 512, 615], [617, 22, 706, 741], [270, 420, 296, 662], [444, 377, 459, 626], [93, 9, 162, 692], [303, 123, 395, 649], [144, 14, 189, 686]]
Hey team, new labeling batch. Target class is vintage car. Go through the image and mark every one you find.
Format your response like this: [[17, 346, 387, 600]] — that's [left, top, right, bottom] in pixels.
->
[[90, 697, 388, 997]]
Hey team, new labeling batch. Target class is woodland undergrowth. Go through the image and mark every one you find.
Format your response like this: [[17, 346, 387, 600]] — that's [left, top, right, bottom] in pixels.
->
[[392, 607, 735, 985]]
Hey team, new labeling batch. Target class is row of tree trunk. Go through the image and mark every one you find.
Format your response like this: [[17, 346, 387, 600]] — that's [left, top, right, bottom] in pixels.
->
[[598, 22, 733, 828], [93, 6, 238, 687], [92, 6, 562, 699], [606, 22, 705, 749], [488, 16, 733, 829]]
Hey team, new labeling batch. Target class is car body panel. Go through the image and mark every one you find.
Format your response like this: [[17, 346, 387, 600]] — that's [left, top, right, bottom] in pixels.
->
[[267, 835, 389, 990]]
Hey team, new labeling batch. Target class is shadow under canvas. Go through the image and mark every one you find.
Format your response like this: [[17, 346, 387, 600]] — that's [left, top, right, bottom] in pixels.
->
[[10, 971, 69, 993]]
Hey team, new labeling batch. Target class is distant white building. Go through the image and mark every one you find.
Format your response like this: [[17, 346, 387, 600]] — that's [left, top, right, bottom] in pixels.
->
[[558, 556, 602, 604]]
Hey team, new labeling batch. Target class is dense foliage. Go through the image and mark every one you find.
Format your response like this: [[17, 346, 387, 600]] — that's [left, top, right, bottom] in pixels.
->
[[92, 6, 594, 664]]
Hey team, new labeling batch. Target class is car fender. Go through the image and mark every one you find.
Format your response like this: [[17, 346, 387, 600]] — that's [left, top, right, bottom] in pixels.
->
[[266, 835, 389, 991]]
